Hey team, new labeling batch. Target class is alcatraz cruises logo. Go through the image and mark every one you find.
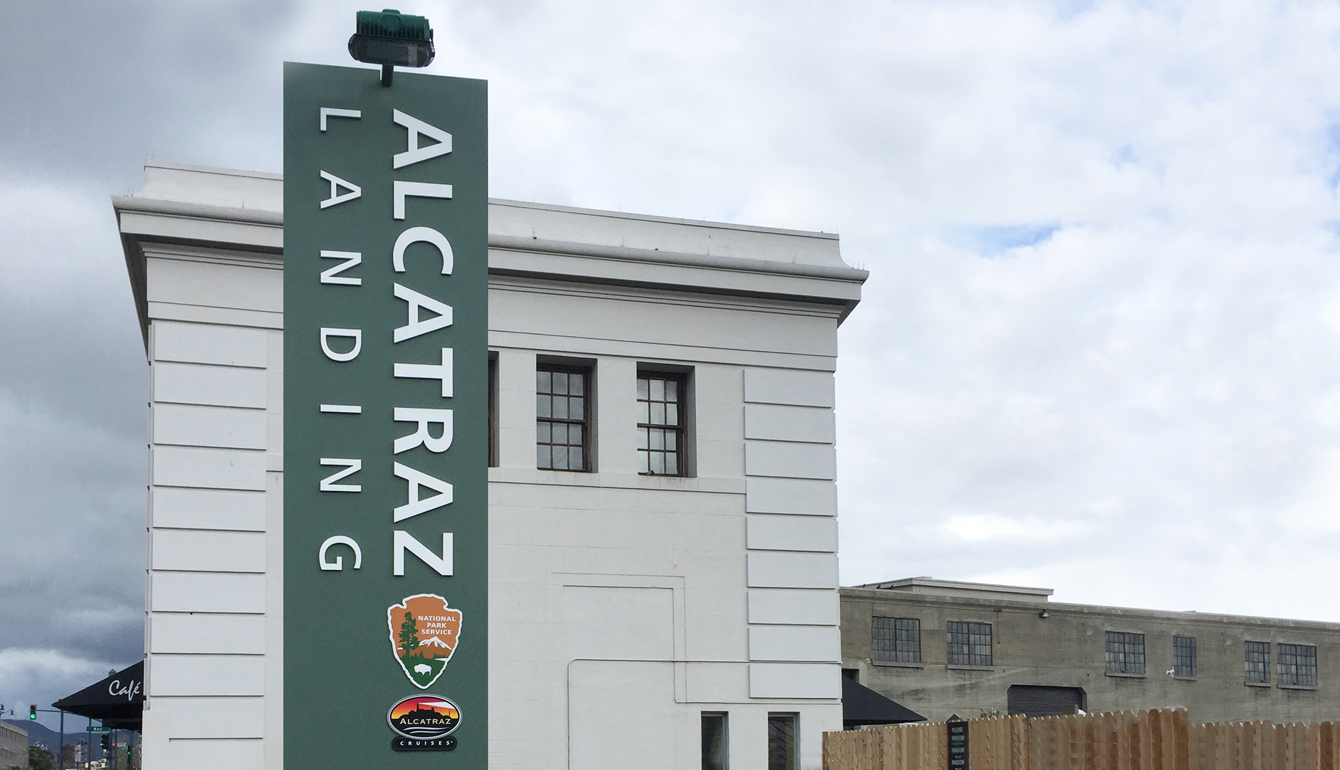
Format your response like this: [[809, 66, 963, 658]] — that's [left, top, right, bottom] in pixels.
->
[[388, 594, 462, 688], [387, 695, 461, 752]]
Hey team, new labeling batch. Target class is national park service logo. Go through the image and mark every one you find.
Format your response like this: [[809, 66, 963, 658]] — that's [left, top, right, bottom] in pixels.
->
[[388, 594, 462, 689]]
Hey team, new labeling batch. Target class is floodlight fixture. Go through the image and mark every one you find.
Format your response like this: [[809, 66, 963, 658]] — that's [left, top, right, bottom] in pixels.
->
[[349, 9, 435, 87]]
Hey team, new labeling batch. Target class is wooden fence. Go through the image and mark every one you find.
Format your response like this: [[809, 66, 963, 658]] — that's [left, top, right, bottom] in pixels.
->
[[823, 709, 1340, 770]]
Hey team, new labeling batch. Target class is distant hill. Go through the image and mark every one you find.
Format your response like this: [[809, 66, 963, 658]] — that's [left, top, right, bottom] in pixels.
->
[[2, 720, 102, 750]]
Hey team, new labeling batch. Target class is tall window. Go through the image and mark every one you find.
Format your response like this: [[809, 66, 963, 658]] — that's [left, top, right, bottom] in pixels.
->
[[767, 713, 797, 770], [537, 365, 590, 471], [1245, 641, 1271, 685], [637, 372, 685, 475], [1278, 644, 1318, 687], [701, 712, 728, 770], [1173, 635, 1197, 679], [488, 354, 498, 467], [1105, 632, 1146, 675], [873, 617, 921, 664], [946, 621, 992, 667]]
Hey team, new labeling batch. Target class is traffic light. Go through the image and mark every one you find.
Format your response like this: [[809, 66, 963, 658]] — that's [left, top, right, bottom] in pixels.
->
[[28, 705, 35, 720], [101, 735, 109, 751]]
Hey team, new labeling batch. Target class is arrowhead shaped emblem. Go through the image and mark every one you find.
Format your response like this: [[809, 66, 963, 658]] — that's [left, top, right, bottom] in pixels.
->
[[388, 594, 462, 689]]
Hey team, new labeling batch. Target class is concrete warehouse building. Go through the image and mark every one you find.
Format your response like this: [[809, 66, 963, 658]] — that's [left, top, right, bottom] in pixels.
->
[[0, 721, 26, 770], [113, 161, 866, 770], [841, 578, 1340, 724]]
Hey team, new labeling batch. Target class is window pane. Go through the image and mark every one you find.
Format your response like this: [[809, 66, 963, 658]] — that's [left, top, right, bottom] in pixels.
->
[[667, 380, 678, 401], [638, 451, 649, 474], [568, 446, 584, 470], [651, 378, 664, 401], [702, 713, 728, 770], [638, 401, 650, 423], [537, 421, 551, 444], [1246, 641, 1271, 684], [666, 431, 677, 450], [637, 377, 649, 399], [553, 372, 568, 395], [537, 445, 551, 469], [767, 714, 797, 770], [552, 446, 569, 470], [570, 373, 583, 394], [651, 452, 665, 474], [537, 394, 551, 418], [652, 402, 666, 425], [570, 424, 583, 446], [637, 429, 648, 450], [666, 454, 678, 475], [537, 370, 551, 393], [667, 403, 678, 426], [553, 397, 568, 419], [570, 396, 584, 420]]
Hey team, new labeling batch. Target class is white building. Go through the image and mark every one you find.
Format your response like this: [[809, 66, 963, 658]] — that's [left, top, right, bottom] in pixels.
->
[[114, 160, 866, 770], [0, 720, 27, 770]]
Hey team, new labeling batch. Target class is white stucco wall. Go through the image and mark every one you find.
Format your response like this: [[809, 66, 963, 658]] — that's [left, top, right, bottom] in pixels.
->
[[117, 161, 865, 770]]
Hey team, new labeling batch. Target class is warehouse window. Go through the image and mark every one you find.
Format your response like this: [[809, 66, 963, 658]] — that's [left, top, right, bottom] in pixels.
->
[[637, 371, 686, 476], [1245, 641, 1271, 685], [702, 712, 728, 770], [1172, 635, 1196, 679], [767, 713, 798, 770], [946, 621, 992, 667], [873, 617, 921, 664], [1105, 632, 1145, 676], [537, 365, 591, 471], [1278, 644, 1317, 688]]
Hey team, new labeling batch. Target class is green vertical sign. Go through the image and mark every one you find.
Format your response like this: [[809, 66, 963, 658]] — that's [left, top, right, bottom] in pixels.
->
[[283, 62, 487, 767]]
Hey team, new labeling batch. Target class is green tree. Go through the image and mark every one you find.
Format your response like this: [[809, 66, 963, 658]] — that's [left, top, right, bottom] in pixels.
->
[[29, 745, 54, 770], [398, 611, 419, 653]]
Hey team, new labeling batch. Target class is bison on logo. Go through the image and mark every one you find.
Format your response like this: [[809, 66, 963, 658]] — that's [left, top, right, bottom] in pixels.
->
[[387, 594, 462, 689]]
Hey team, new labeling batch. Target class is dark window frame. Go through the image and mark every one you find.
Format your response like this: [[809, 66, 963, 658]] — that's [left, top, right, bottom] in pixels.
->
[[637, 369, 688, 476], [1245, 640, 1271, 685], [536, 363, 593, 472], [701, 711, 729, 770], [1105, 631, 1146, 676], [1172, 635, 1197, 679], [872, 617, 921, 665], [946, 621, 993, 667], [1278, 643, 1318, 688], [488, 352, 498, 468], [767, 712, 798, 770]]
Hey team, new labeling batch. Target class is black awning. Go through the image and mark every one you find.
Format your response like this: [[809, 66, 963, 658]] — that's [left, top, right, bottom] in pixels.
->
[[52, 661, 143, 731], [843, 676, 925, 728]]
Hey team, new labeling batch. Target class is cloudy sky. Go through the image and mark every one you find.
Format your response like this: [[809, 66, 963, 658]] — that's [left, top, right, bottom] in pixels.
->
[[6, 0, 1340, 727]]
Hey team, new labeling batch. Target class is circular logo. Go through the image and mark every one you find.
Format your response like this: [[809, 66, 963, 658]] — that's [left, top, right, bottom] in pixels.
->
[[387, 695, 462, 739]]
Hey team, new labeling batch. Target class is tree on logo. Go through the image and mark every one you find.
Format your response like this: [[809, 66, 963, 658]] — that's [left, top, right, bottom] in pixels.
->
[[398, 611, 419, 653]]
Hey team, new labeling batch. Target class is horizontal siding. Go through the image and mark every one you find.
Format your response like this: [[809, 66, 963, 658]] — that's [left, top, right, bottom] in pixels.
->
[[153, 362, 267, 408], [743, 368, 834, 408], [744, 441, 835, 480], [748, 663, 841, 699], [745, 478, 837, 515], [748, 626, 840, 662], [151, 530, 266, 573], [164, 739, 264, 770], [744, 403, 835, 444], [152, 446, 267, 491], [151, 655, 265, 696], [150, 697, 265, 738], [747, 590, 839, 626], [153, 404, 267, 450], [746, 515, 837, 552], [150, 573, 266, 614], [153, 321, 267, 368], [151, 488, 266, 532], [747, 552, 838, 589], [150, 614, 267, 655]]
